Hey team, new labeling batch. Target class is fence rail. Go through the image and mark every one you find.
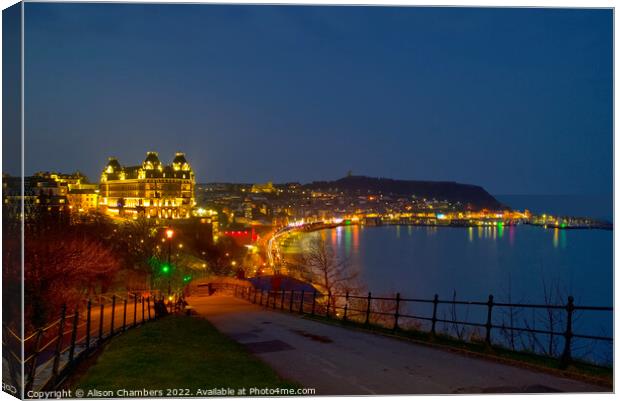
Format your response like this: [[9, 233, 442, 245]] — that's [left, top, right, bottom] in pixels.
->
[[230, 285, 612, 368], [2, 294, 173, 396]]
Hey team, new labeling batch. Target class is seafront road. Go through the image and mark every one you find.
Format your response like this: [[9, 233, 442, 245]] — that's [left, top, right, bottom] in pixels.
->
[[187, 293, 608, 395]]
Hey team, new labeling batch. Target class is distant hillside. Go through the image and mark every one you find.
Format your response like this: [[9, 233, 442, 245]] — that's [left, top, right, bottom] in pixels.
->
[[303, 176, 504, 210]]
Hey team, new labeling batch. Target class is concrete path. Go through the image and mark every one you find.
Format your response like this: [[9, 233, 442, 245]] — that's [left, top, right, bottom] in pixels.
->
[[187, 294, 609, 395]]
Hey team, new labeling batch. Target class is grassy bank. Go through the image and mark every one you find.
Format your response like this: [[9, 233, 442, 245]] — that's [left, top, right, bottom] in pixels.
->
[[73, 316, 296, 393]]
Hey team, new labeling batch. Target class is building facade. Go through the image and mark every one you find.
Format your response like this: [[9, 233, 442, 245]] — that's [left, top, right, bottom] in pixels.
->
[[66, 188, 99, 212], [99, 152, 196, 219], [34, 171, 99, 213]]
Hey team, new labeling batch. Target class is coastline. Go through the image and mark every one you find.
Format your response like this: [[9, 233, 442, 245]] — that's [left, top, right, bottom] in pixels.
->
[[279, 219, 612, 236]]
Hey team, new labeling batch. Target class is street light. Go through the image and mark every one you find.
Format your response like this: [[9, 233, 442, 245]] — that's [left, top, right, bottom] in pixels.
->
[[165, 228, 174, 296]]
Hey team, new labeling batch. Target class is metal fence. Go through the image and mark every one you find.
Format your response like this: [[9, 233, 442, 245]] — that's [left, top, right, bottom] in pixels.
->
[[232, 286, 613, 367], [2, 294, 165, 396]]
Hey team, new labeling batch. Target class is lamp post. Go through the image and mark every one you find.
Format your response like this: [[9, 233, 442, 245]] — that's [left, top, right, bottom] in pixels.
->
[[166, 228, 174, 296]]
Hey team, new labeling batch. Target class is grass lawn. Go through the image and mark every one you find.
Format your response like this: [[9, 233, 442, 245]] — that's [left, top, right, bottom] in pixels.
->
[[73, 316, 297, 394]]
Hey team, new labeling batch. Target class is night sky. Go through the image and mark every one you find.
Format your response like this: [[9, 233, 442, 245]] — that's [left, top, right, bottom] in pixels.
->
[[6, 4, 613, 195]]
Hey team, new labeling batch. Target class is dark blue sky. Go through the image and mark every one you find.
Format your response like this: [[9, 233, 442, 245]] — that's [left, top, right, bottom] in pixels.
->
[[14, 4, 613, 194]]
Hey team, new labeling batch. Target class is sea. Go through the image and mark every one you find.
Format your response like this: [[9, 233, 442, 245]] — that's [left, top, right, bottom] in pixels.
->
[[280, 195, 613, 364]]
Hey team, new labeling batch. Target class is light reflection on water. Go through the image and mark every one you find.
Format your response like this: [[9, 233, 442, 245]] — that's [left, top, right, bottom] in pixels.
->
[[287, 224, 612, 307]]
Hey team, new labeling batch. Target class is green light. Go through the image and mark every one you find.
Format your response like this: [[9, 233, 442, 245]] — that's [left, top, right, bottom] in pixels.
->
[[560, 223, 567, 228], [161, 264, 170, 274], [183, 275, 192, 282]]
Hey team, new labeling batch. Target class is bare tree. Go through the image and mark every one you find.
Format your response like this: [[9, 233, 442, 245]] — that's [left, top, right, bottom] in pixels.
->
[[518, 275, 569, 357], [447, 290, 469, 341], [287, 236, 359, 306], [498, 274, 522, 351], [25, 229, 120, 329]]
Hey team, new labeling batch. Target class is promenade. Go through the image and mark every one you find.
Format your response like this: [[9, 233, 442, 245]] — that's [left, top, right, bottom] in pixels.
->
[[187, 293, 608, 395]]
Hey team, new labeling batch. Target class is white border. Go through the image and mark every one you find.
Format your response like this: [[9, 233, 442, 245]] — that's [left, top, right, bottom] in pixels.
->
[[0, 2, 615, 401]]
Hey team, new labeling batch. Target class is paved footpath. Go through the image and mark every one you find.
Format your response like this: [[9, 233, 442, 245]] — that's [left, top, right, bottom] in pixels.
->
[[187, 294, 609, 395]]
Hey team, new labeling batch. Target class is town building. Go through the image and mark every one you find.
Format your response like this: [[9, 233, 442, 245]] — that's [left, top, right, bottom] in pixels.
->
[[2, 174, 69, 219], [251, 181, 275, 194], [99, 151, 196, 219], [66, 188, 99, 213], [34, 171, 99, 213]]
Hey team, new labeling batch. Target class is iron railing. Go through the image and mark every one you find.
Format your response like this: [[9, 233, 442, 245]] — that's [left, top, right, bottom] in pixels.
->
[[2, 294, 167, 396], [231, 286, 612, 367]]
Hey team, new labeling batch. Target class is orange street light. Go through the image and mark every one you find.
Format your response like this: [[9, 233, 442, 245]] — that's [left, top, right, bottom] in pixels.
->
[[165, 228, 174, 296]]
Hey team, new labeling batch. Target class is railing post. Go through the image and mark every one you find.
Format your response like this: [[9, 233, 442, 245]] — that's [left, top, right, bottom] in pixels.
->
[[141, 297, 145, 323], [281, 290, 286, 310], [343, 292, 349, 322], [25, 329, 44, 393], [393, 293, 401, 331], [123, 299, 127, 330], [312, 291, 317, 316], [98, 303, 104, 342], [253, 287, 257, 304], [485, 294, 494, 345], [273, 291, 277, 309], [326, 293, 331, 318], [133, 294, 138, 327], [110, 295, 116, 335], [69, 309, 79, 363], [289, 290, 295, 312], [365, 292, 372, 325], [52, 304, 67, 379], [431, 294, 439, 336], [147, 297, 152, 320], [85, 300, 92, 350], [259, 289, 264, 306], [299, 290, 305, 314], [560, 296, 575, 368]]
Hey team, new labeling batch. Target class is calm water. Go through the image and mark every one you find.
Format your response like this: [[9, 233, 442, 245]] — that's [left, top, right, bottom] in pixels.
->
[[284, 222, 613, 363], [296, 224, 612, 306], [287, 194, 614, 303]]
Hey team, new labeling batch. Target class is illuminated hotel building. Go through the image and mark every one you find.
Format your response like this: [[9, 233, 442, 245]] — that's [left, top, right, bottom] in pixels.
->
[[100, 152, 195, 218]]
